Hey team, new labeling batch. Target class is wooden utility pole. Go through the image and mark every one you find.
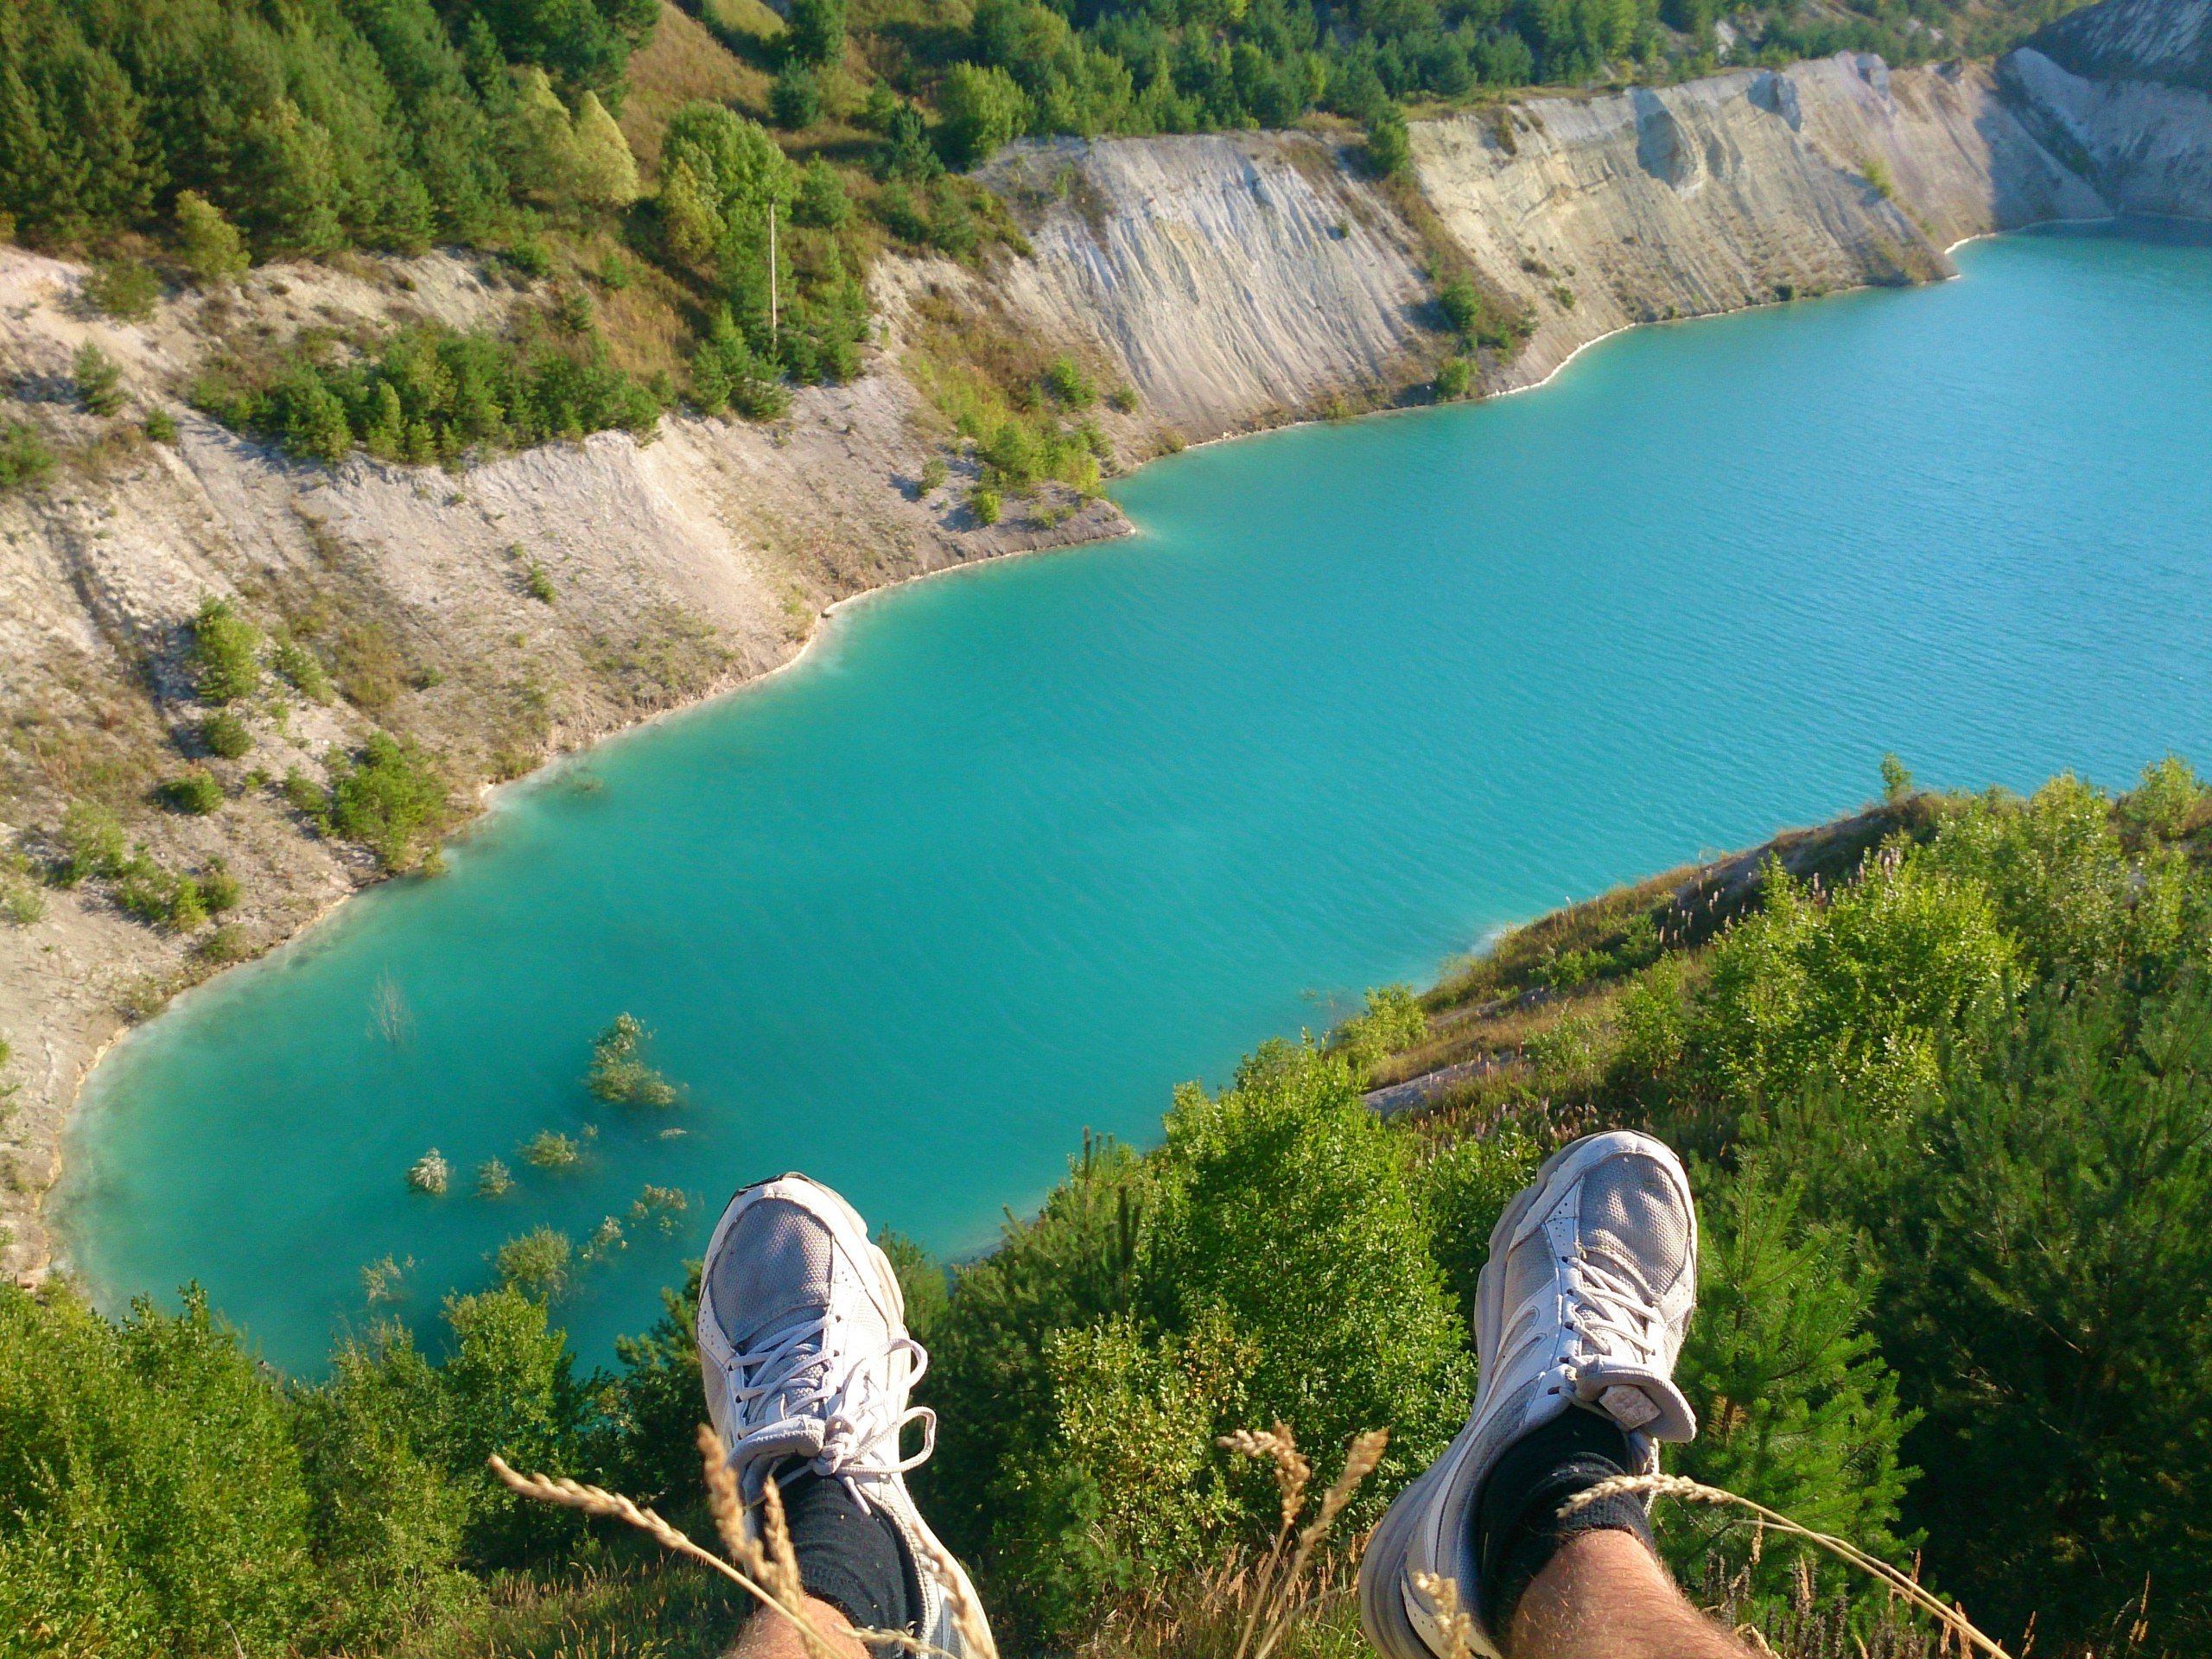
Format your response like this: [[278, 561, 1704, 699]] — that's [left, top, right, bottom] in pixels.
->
[[769, 203, 779, 335]]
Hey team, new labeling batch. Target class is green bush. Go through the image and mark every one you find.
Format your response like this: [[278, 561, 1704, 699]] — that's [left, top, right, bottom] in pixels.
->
[[272, 639, 333, 702], [73, 340, 124, 416], [1364, 106, 1410, 176], [0, 422, 54, 492], [791, 160, 850, 230], [194, 321, 664, 467], [327, 734, 450, 870], [1043, 356, 1095, 409], [144, 407, 179, 444], [1433, 355, 1471, 400], [56, 800, 126, 884], [160, 768, 224, 814], [771, 63, 822, 130], [175, 189, 249, 284], [918, 455, 949, 496], [525, 561, 557, 603], [0, 1285, 320, 1654], [201, 709, 251, 758], [970, 487, 1001, 526], [84, 258, 160, 321], [188, 595, 262, 703], [587, 1012, 679, 1106], [200, 859, 240, 912]]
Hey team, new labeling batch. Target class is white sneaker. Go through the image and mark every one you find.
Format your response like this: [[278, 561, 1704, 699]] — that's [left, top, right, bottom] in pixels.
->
[[1358, 1131, 1700, 1659], [699, 1173, 994, 1656]]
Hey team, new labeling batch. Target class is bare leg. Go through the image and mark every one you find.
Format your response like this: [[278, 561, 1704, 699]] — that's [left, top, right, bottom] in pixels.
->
[[1508, 1531, 1751, 1659], [733, 1594, 872, 1659]]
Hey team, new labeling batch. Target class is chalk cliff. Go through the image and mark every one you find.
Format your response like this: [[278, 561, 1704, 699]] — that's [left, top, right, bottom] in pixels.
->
[[5, 0, 2210, 1281]]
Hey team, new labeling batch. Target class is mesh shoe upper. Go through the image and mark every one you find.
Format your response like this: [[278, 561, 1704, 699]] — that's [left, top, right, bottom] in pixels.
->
[[1358, 1130, 1700, 1659], [697, 1174, 991, 1658]]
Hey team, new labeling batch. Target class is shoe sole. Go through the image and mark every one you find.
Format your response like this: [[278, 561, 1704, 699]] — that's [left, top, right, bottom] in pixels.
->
[[1360, 1129, 1691, 1659]]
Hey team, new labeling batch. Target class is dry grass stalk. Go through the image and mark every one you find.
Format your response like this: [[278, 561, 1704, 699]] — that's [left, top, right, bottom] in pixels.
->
[[920, 1535, 1001, 1659], [1217, 1422, 1390, 1659], [490, 1449, 947, 1659], [1558, 1474, 2011, 1659], [1410, 1571, 1479, 1659]]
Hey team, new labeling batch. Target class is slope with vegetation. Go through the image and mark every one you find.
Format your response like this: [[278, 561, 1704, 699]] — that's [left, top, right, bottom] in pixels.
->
[[4, 759, 2209, 1658]]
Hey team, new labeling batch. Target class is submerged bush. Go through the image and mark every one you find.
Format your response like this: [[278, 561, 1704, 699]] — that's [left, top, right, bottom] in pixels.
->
[[587, 1013, 678, 1106]]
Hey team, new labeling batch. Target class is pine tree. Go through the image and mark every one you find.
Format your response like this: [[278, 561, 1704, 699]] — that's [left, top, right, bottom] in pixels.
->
[[505, 66, 582, 205], [567, 90, 639, 209], [175, 190, 248, 283], [245, 99, 345, 255]]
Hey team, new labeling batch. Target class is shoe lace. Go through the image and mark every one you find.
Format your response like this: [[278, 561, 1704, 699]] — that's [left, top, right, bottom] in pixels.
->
[[1560, 1250, 1664, 1375], [728, 1313, 938, 1512]]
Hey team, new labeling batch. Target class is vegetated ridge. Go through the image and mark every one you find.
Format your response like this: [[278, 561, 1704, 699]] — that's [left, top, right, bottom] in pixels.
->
[[0, 0, 2208, 1289], [7, 760, 2211, 1659]]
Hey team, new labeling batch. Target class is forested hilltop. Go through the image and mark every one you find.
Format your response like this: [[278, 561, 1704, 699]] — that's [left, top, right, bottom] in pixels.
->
[[6, 760, 2211, 1658]]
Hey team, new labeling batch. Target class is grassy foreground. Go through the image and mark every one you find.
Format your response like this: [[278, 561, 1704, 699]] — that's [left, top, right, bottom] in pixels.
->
[[3, 757, 2209, 1658]]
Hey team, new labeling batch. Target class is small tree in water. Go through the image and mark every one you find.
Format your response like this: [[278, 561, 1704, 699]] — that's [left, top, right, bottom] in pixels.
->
[[588, 1013, 678, 1106]]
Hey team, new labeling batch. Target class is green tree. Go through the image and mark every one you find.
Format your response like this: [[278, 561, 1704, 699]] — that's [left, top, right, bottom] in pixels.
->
[[327, 734, 449, 869], [175, 188, 249, 283], [938, 63, 1030, 168], [771, 63, 823, 130], [1364, 105, 1410, 175], [73, 340, 122, 416], [787, 0, 849, 68], [568, 88, 639, 207], [1668, 1158, 1918, 1614], [188, 595, 263, 704]]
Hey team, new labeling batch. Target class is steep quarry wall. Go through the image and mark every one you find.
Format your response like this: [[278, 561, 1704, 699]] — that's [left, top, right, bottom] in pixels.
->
[[0, 248, 1115, 1281], [1414, 55, 2107, 392], [9, 4, 2212, 1285]]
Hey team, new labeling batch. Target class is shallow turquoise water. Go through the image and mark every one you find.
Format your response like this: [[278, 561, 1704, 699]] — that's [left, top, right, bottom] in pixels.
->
[[60, 222, 2212, 1373]]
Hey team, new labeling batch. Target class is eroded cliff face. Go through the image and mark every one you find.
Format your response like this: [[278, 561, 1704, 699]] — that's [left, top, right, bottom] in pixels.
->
[[7, 14, 2209, 1286], [1414, 55, 2107, 391], [0, 247, 1116, 1282]]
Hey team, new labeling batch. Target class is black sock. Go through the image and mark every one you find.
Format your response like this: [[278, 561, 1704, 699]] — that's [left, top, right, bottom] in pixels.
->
[[1471, 1406, 1656, 1635], [773, 1471, 921, 1646]]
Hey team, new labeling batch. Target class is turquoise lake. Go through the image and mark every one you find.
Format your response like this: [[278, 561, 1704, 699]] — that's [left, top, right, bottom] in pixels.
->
[[59, 221, 2212, 1374]]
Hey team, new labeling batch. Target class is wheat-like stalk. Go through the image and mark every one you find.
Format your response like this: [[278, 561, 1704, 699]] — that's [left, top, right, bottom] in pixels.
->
[[921, 1535, 1002, 1659], [1410, 1571, 1480, 1659], [1218, 1423, 1389, 1659], [491, 1447, 953, 1659], [1558, 1474, 2012, 1659]]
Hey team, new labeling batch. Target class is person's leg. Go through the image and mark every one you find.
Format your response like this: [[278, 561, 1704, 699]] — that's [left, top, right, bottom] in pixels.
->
[[698, 1174, 994, 1659], [734, 1594, 868, 1659], [1509, 1531, 1749, 1659], [1360, 1130, 1749, 1659]]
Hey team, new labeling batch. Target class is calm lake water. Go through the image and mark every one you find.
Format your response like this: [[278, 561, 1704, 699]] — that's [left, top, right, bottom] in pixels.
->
[[59, 222, 2212, 1373]]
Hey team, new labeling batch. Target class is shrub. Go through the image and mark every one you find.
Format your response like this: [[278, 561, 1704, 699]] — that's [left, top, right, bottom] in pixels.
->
[[0, 422, 54, 492], [791, 161, 850, 230], [521, 1129, 581, 1169], [2, 882, 44, 926], [188, 595, 262, 703], [1108, 385, 1139, 414], [919, 455, 949, 496], [970, 487, 1001, 526], [1433, 356, 1471, 400], [144, 408, 179, 443], [505, 238, 554, 280], [160, 769, 224, 815], [56, 801, 126, 884], [1044, 356, 1095, 409], [0, 1285, 321, 1654], [327, 734, 450, 870], [1326, 983, 1427, 1081], [494, 1227, 573, 1300], [200, 859, 240, 913], [73, 341, 124, 416], [1417, 1128, 1541, 1321], [786, 0, 847, 67], [201, 710, 251, 758], [2119, 753, 2208, 845], [587, 1013, 678, 1106], [771, 63, 822, 130], [524, 561, 556, 603], [938, 62, 1030, 168], [272, 639, 333, 702], [84, 258, 160, 321], [283, 766, 334, 832], [474, 1158, 515, 1198], [175, 189, 249, 284], [1364, 106, 1410, 177], [196, 925, 250, 964]]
